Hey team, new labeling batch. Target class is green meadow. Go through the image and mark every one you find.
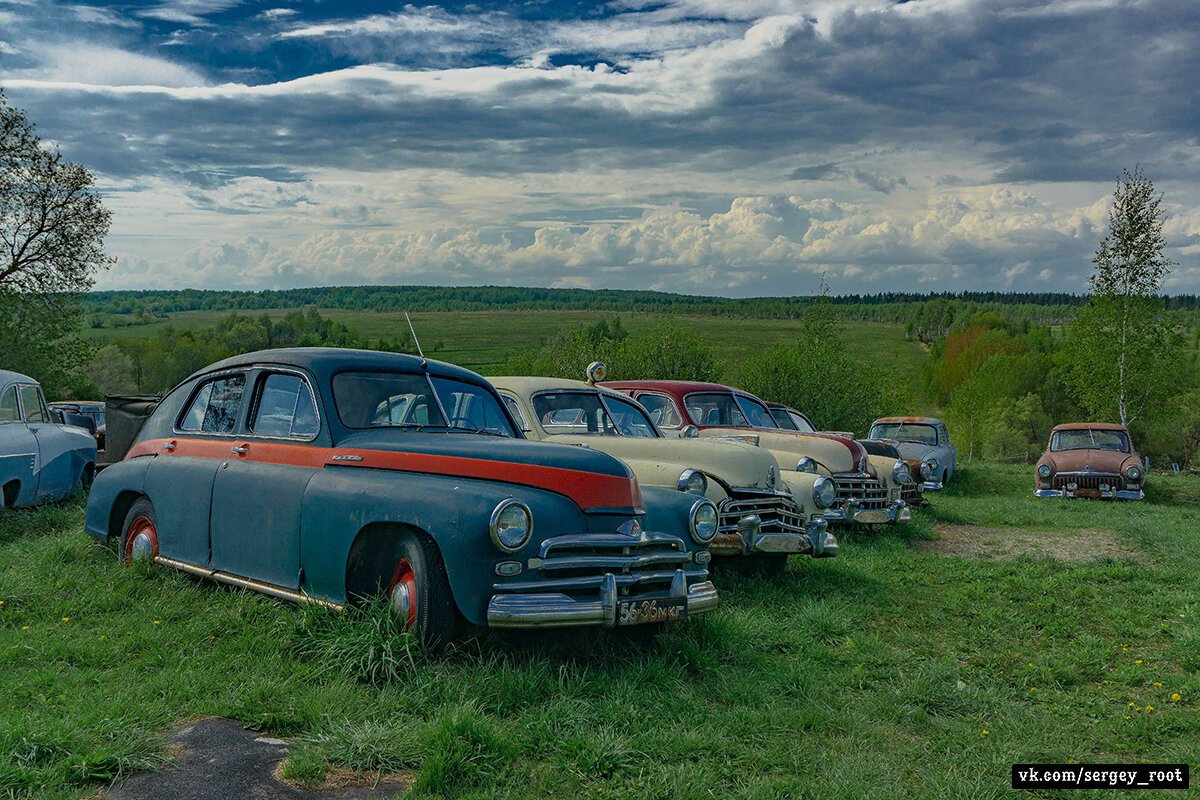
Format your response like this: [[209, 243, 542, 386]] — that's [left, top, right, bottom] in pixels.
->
[[83, 308, 933, 407], [1, 463, 1197, 799]]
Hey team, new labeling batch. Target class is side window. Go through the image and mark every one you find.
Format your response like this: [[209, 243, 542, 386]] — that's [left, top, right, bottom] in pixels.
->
[[0, 386, 18, 422], [18, 385, 47, 423], [178, 375, 246, 434], [636, 394, 682, 428], [251, 373, 320, 439], [502, 396, 529, 431]]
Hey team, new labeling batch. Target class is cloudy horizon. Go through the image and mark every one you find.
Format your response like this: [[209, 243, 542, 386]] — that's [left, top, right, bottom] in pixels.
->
[[2, 0, 1198, 296]]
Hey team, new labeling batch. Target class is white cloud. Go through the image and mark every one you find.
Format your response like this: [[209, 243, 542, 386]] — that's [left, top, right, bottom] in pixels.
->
[[4, 43, 207, 87]]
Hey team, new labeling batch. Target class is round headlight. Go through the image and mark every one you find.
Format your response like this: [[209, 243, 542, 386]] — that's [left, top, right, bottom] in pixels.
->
[[689, 499, 718, 543], [677, 468, 708, 495], [812, 476, 836, 509], [1037, 463, 1052, 478], [489, 499, 532, 552], [920, 460, 935, 480], [925, 457, 939, 475], [796, 456, 819, 474], [891, 460, 912, 485], [1125, 464, 1141, 480]]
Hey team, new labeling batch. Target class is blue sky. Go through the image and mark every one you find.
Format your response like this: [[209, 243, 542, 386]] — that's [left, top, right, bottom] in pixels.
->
[[2, 0, 1198, 295]]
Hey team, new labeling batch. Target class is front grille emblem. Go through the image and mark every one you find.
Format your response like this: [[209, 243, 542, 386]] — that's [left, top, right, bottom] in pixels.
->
[[616, 519, 642, 538]]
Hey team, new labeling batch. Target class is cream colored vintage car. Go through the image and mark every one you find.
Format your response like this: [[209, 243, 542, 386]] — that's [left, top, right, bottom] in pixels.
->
[[603, 380, 912, 526], [490, 373, 839, 570]]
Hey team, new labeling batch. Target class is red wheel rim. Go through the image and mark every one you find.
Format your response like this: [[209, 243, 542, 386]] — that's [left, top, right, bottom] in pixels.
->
[[388, 559, 418, 630], [124, 516, 158, 565]]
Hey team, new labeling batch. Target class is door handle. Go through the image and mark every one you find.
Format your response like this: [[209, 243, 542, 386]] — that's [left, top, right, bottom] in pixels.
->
[[161, 442, 176, 451], [231, 445, 249, 454]]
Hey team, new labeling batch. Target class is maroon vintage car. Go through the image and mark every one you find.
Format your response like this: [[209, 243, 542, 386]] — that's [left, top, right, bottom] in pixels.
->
[[1034, 422, 1146, 500], [601, 380, 909, 525]]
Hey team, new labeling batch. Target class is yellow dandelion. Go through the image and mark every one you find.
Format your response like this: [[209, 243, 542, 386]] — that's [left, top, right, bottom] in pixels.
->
[[61, 617, 70, 622], [1154, 682, 1162, 687], [153, 620, 160, 625], [1146, 706, 1154, 711], [1171, 693, 1181, 702], [1129, 702, 1135, 707], [981, 730, 989, 736], [21, 626, 28, 631], [1135, 659, 1143, 664]]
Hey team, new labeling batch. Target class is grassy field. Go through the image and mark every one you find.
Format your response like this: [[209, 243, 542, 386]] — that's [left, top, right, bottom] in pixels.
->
[[81, 309, 932, 409], [1, 463, 1197, 799]]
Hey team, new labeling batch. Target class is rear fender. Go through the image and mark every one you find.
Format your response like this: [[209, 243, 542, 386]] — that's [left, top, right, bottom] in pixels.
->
[[84, 457, 152, 540]]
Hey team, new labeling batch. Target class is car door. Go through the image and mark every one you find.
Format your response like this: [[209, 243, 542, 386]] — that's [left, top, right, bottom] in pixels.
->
[[208, 370, 323, 589], [144, 373, 246, 566], [17, 384, 72, 502], [0, 384, 39, 507]]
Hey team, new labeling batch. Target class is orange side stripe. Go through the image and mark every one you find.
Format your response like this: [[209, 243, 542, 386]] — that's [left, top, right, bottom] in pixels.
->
[[128, 437, 642, 512]]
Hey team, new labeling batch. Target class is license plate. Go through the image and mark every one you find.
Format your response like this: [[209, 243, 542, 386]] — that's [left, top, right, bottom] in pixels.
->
[[617, 597, 686, 625]]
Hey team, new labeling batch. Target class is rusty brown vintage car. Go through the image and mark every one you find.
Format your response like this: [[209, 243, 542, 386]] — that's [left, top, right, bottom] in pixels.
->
[[1034, 422, 1146, 500]]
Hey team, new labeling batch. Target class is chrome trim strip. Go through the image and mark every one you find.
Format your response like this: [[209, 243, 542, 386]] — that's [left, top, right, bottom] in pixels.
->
[[154, 555, 343, 609]]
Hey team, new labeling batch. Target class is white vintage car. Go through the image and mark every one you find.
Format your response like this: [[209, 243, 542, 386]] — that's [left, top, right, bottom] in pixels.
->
[[490, 372, 839, 572]]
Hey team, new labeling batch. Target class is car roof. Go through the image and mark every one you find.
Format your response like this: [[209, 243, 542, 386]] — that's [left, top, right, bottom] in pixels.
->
[[0, 369, 37, 387], [601, 379, 746, 396], [1051, 422, 1130, 432], [185, 347, 487, 387], [873, 416, 942, 425], [490, 376, 632, 400]]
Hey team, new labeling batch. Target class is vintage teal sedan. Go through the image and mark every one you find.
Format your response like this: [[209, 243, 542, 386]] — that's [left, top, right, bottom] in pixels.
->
[[1, 370, 97, 508], [84, 348, 718, 646]]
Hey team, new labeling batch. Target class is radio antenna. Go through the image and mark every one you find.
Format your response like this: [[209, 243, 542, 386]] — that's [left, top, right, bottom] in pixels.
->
[[404, 311, 427, 367]]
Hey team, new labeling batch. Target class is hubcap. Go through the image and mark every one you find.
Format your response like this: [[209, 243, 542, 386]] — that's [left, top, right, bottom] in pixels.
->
[[389, 560, 418, 631], [125, 516, 157, 564]]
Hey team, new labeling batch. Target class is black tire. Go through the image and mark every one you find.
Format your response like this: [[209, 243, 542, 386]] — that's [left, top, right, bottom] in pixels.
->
[[386, 532, 459, 650], [120, 497, 159, 565]]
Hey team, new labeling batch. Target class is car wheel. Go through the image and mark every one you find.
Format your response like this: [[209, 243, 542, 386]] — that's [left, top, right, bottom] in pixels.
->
[[121, 497, 159, 565], [387, 533, 458, 649]]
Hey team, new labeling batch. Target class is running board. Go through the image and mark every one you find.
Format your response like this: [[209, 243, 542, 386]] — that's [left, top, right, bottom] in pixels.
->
[[154, 555, 343, 610]]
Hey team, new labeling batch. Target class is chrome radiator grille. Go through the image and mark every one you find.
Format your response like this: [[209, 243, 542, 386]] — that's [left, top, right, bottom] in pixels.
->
[[511, 532, 697, 595], [1052, 473, 1122, 491], [832, 472, 889, 511], [718, 493, 806, 535]]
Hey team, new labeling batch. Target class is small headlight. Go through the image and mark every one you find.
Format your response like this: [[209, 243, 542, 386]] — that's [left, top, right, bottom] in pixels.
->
[[677, 468, 708, 495], [1037, 463, 1052, 478], [891, 460, 911, 485], [796, 456, 818, 474], [812, 476, 836, 509], [920, 460, 934, 480], [1125, 464, 1141, 480], [925, 457, 939, 475], [489, 498, 532, 552], [689, 499, 718, 543]]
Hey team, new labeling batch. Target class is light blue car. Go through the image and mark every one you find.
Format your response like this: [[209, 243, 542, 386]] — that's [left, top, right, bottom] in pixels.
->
[[0, 370, 97, 508], [868, 416, 957, 490]]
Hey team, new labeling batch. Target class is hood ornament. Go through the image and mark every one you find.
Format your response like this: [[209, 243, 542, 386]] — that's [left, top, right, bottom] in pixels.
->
[[616, 519, 643, 538]]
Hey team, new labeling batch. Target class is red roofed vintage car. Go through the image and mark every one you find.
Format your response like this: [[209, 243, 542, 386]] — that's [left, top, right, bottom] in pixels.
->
[[1034, 422, 1146, 500], [84, 348, 720, 647], [602, 380, 911, 526]]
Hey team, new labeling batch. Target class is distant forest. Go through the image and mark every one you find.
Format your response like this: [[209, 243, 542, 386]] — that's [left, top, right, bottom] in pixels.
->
[[82, 284, 1200, 323]]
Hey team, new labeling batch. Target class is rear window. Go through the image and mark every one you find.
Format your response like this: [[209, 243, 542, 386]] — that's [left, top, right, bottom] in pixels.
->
[[179, 375, 246, 434]]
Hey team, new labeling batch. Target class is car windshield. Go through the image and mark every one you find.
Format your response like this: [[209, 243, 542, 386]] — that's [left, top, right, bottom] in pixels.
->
[[685, 392, 778, 429], [333, 371, 516, 436], [870, 423, 938, 445], [1051, 429, 1129, 452], [531, 391, 659, 438]]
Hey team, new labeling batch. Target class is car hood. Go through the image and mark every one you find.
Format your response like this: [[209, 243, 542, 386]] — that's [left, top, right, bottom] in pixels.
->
[[698, 427, 864, 475], [541, 434, 777, 492], [1038, 448, 1136, 475], [890, 441, 939, 461]]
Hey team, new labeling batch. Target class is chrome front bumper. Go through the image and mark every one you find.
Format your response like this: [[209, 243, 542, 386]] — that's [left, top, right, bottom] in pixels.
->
[[486, 568, 718, 628], [823, 499, 910, 524], [709, 515, 838, 558], [921, 479, 944, 491], [1034, 487, 1145, 500]]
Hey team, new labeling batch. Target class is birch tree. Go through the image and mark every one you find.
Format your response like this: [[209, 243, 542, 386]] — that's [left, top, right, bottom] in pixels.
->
[[1063, 165, 1180, 427]]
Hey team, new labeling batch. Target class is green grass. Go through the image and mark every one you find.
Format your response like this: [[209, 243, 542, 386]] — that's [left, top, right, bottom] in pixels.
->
[[82, 308, 931, 402], [2, 465, 1197, 799]]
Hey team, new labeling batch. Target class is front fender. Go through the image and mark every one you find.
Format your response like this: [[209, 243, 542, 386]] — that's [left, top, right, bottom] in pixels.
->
[[639, 485, 708, 554], [300, 466, 587, 626]]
